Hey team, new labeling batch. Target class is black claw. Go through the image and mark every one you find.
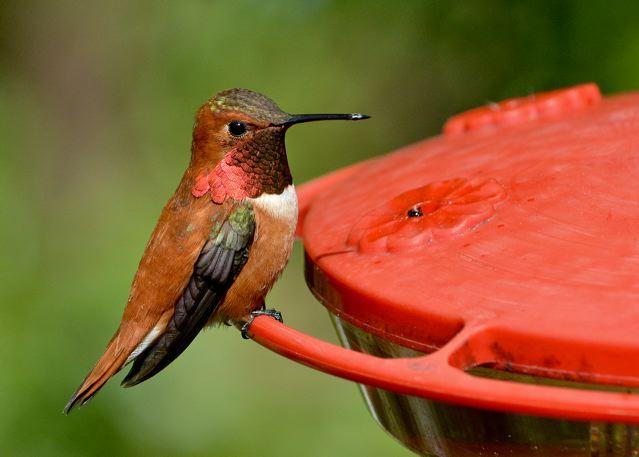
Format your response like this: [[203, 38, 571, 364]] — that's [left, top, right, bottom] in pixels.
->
[[241, 308, 284, 339]]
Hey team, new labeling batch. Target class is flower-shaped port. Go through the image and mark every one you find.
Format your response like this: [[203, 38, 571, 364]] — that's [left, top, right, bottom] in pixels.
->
[[347, 178, 507, 254]]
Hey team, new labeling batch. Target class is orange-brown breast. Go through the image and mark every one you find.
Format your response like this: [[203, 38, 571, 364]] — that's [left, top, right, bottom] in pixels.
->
[[213, 185, 298, 323]]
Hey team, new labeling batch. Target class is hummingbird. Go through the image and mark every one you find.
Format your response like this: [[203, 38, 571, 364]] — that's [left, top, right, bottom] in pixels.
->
[[64, 88, 368, 413]]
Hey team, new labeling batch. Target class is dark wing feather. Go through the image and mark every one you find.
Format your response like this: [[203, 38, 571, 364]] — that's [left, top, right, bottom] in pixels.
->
[[121, 202, 255, 387]]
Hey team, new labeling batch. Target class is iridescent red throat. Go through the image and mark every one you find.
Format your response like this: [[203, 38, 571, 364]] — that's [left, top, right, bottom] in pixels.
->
[[191, 135, 292, 204]]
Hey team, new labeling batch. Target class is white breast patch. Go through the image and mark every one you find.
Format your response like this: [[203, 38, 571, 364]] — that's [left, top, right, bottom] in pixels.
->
[[249, 184, 298, 226]]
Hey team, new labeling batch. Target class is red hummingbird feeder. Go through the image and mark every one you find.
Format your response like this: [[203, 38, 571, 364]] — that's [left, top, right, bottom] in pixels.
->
[[247, 83, 639, 456]]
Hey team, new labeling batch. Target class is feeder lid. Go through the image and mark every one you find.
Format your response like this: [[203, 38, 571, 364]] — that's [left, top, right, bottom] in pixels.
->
[[300, 83, 639, 389]]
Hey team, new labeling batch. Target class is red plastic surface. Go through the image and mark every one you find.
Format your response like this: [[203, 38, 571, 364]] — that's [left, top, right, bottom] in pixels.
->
[[251, 84, 639, 421], [443, 83, 601, 135], [248, 317, 639, 423]]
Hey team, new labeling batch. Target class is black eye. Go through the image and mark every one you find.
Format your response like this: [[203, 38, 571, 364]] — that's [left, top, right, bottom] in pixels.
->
[[228, 120, 247, 137]]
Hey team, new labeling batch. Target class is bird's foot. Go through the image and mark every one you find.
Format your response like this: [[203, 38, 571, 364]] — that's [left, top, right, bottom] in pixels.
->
[[241, 308, 283, 339]]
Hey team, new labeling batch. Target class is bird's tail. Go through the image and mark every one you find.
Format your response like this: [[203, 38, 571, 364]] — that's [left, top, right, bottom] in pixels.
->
[[64, 330, 129, 414]]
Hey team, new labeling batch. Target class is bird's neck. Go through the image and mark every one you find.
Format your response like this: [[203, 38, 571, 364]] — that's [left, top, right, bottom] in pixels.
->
[[190, 144, 292, 204]]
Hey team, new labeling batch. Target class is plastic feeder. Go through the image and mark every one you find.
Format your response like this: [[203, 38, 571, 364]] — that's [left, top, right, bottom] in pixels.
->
[[248, 83, 639, 456]]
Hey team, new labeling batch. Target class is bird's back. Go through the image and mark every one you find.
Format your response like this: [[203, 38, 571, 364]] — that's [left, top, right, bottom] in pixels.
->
[[65, 174, 216, 412]]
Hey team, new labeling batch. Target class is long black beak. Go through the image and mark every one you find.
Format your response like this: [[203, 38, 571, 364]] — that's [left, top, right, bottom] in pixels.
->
[[282, 113, 370, 126]]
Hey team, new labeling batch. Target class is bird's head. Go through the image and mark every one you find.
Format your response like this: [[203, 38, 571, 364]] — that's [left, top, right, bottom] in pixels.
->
[[190, 88, 368, 203]]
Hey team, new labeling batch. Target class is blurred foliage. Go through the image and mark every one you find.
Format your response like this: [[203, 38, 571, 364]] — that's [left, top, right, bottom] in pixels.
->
[[2, 0, 639, 455]]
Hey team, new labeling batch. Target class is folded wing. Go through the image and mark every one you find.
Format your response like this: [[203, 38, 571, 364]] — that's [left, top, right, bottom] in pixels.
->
[[121, 202, 256, 387]]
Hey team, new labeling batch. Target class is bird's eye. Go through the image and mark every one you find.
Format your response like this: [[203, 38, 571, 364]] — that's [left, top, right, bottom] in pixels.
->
[[228, 120, 247, 137]]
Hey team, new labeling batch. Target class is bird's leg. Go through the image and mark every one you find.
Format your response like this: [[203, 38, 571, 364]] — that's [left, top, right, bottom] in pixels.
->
[[241, 307, 284, 339]]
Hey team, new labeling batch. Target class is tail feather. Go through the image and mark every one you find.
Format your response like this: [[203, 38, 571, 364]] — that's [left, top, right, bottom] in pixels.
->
[[121, 289, 218, 388], [64, 332, 129, 414]]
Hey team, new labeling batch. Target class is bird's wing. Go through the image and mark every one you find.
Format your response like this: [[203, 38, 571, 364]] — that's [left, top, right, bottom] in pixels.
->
[[121, 201, 255, 387], [65, 197, 255, 413]]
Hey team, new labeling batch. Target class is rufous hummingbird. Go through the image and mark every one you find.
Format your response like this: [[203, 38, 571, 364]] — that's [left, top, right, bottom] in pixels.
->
[[64, 88, 368, 413]]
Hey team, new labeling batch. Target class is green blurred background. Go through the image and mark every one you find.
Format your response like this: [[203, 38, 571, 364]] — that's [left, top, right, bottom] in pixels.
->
[[2, 1, 639, 455]]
